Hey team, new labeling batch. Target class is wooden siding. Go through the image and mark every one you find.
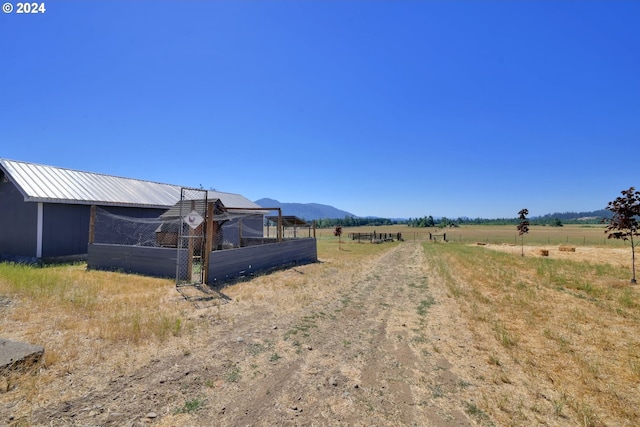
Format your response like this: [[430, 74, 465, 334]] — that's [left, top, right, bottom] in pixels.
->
[[207, 238, 317, 284]]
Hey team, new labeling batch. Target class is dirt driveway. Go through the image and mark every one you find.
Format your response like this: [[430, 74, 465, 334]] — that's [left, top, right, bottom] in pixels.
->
[[22, 242, 486, 426]]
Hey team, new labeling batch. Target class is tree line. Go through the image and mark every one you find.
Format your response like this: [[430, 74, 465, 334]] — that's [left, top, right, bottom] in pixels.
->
[[405, 215, 602, 228], [312, 213, 611, 229], [314, 216, 396, 228], [309, 206, 620, 229]]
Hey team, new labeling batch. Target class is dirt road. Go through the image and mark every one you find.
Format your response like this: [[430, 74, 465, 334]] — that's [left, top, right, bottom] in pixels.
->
[[28, 242, 485, 426]]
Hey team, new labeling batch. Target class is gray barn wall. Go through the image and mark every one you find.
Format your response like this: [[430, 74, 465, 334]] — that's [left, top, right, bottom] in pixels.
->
[[93, 206, 168, 247], [43, 205, 167, 259], [42, 204, 91, 258], [0, 181, 37, 260]]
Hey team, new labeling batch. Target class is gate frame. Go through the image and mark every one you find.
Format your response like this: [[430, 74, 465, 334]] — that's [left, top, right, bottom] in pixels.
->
[[176, 187, 208, 287]]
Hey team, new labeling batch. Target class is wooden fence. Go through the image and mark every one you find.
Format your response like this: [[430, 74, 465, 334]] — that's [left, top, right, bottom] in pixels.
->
[[348, 232, 402, 242]]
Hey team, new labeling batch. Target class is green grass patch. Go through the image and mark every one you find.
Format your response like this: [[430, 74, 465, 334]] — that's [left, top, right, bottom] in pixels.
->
[[417, 297, 436, 316], [175, 398, 205, 414], [225, 367, 241, 383]]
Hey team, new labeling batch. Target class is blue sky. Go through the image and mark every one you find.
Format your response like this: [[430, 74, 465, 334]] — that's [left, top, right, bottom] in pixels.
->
[[1, 1, 638, 219]]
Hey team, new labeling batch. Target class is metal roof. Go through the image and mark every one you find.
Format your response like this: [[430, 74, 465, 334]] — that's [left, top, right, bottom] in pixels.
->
[[266, 216, 311, 227], [0, 158, 261, 210]]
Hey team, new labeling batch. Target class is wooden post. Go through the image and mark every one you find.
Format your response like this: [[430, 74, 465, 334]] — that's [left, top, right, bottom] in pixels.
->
[[88, 205, 96, 244], [203, 202, 214, 285], [277, 208, 283, 243]]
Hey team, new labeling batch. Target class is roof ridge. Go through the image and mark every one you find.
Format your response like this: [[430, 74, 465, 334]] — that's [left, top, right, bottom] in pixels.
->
[[0, 157, 183, 188]]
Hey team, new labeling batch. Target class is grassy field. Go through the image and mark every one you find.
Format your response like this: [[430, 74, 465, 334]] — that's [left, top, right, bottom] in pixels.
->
[[317, 223, 627, 247], [1, 225, 639, 425], [422, 241, 639, 426]]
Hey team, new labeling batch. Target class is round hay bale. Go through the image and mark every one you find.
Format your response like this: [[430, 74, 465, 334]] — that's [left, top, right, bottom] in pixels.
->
[[538, 249, 549, 256], [559, 245, 576, 252]]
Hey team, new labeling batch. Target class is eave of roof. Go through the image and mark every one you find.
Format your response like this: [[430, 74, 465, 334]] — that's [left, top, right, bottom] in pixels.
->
[[0, 158, 262, 210]]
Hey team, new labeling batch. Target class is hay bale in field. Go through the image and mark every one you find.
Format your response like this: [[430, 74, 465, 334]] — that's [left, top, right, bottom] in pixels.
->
[[476, 242, 487, 246], [559, 245, 576, 252], [538, 249, 549, 256]]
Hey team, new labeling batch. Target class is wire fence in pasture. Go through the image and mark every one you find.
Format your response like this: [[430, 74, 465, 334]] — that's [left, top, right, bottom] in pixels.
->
[[316, 225, 628, 248]]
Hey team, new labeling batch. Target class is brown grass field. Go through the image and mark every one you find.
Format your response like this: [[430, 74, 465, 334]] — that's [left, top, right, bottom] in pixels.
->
[[1, 224, 638, 426], [317, 223, 624, 247]]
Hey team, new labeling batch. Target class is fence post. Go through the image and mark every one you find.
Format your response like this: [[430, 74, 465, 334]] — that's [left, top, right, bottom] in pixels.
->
[[203, 202, 214, 285]]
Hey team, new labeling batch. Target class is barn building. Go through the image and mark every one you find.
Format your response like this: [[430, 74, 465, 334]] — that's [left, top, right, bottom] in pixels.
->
[[0, 158, 263, 263]]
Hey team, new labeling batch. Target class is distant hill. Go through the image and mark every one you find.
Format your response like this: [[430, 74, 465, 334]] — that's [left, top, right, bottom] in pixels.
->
[[254, 198, 356, 220]]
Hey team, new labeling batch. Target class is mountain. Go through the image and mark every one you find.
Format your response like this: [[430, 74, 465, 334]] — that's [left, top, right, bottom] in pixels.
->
[[254, 198, 356, 220]]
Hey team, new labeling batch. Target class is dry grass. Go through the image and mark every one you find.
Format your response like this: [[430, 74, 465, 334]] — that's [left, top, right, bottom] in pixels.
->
[[0, 263, 196, 403], [2, 230, 639, 425], [0, 263, 189, 345], [227, 238, 395, 312], [317, 223, 629, 247], [0, 239, 396, 423], [424, 241, 640, 426]]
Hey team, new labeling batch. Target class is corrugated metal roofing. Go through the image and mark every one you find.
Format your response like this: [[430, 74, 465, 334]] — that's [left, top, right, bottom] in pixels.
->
[[0, 158, 261, 210]]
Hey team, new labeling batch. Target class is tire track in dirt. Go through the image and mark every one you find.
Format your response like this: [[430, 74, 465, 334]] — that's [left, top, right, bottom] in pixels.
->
[[28, 242, 481, 426], [225, 242, 476, 426]]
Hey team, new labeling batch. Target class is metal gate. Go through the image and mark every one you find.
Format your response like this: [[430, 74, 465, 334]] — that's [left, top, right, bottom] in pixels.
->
[[176, 187, 208, 287]]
